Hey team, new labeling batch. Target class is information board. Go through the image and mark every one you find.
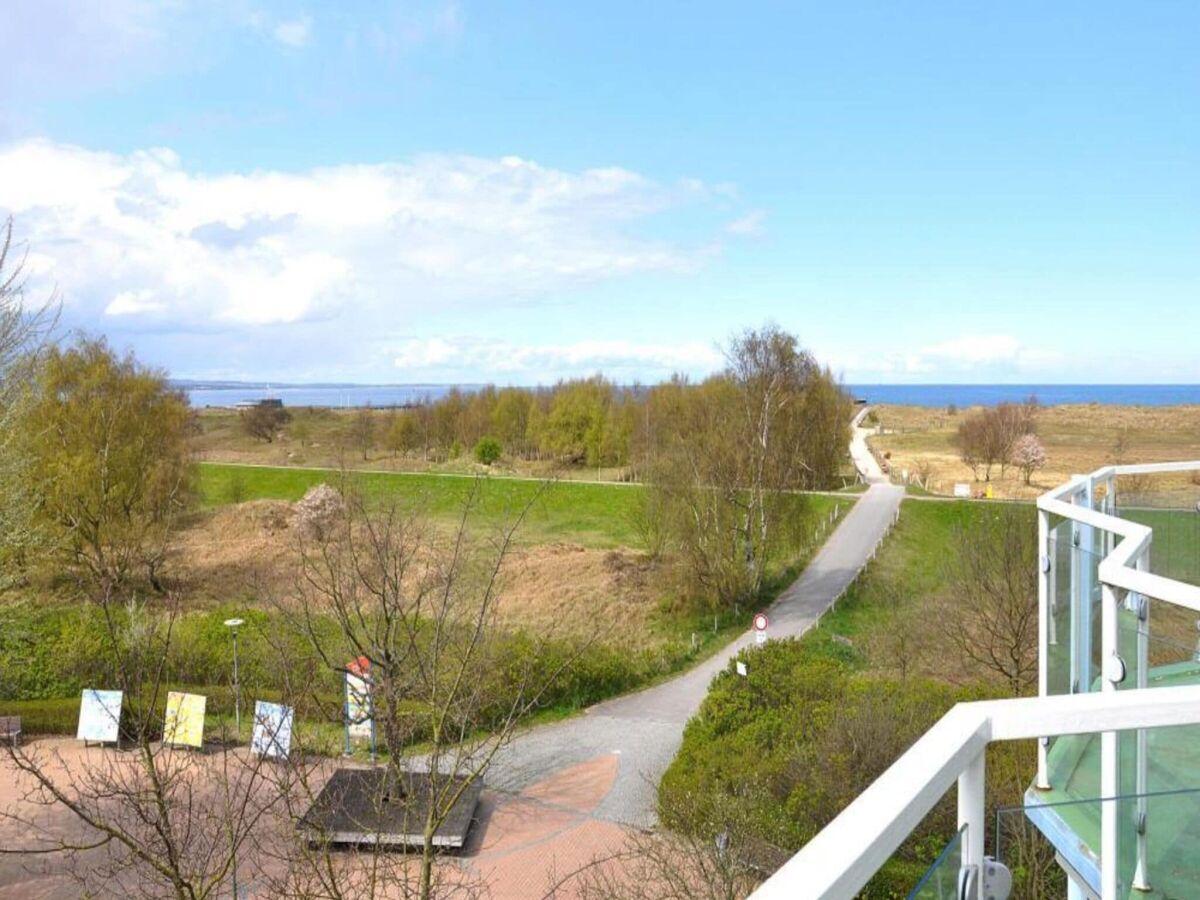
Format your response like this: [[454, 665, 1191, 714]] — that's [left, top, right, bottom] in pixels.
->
[[77, 689, 123, 743], [163, 691, 206, 748], [251, 700, 294, 758]]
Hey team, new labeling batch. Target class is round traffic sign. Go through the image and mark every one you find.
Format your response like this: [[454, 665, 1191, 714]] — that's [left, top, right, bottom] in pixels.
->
[[752, 612, 768, 632]]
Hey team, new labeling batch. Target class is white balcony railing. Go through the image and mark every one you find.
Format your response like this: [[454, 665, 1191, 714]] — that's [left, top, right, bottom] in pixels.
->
[[750, 461, 1200, 900]]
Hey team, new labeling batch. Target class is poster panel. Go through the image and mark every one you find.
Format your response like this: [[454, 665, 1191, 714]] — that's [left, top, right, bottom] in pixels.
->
[[251, 700, 294, 758], [77, 689, 123, 743], [345, 657, 372, 740], [163, 691, 206, 748]]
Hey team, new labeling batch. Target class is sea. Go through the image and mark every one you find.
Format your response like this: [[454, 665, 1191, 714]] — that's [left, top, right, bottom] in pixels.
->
[[176, 381, 1200, 410]]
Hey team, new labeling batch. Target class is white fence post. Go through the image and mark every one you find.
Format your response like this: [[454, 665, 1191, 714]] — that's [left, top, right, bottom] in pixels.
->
[[957, 749, 986, 898], [1037, 507, 1051, 789], [1100, 581, 1120, 900]]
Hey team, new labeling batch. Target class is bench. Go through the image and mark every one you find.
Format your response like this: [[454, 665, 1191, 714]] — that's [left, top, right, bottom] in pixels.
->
[[0, 716, 21, 747]]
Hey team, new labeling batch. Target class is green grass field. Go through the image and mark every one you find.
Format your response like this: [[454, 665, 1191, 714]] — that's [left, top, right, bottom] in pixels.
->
[[199, 462, 854, 553], [199, 462, 647, 547]]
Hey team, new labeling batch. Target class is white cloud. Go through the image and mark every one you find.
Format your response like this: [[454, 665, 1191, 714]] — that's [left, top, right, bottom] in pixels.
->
[[106, 289, 165, 316], [725, 209, 765, 237], [272, 14, 313, 49], [0, 138, 726, 337], [868, 332, 1062, 377], [920, 333, 1023, 365], [392, 336, 722, 379]]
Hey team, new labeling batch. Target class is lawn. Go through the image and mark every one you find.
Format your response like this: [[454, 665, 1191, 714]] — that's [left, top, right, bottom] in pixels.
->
[[198, 462, 646, 548]]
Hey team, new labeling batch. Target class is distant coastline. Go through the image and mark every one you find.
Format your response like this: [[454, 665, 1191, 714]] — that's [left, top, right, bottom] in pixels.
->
[[173, 380, 1200, 409]]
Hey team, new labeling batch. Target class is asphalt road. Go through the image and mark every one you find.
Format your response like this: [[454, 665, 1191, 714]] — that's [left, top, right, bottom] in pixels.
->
[[488, 412, 903, 827]]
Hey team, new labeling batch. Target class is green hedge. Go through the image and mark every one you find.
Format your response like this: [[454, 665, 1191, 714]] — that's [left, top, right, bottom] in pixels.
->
[[659, 639, 970, 897]]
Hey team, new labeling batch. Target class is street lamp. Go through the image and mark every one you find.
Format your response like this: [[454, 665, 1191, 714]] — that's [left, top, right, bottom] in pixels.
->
[[223, 618, 245, 736]]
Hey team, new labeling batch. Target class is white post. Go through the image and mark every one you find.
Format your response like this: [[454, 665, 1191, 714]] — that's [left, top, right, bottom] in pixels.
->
[[1100, 582, 1121, 899], [958, 750, 986, 899], [1037, 507, 1051, 789], [1070, 494, 1083, 693], [1133, 551, 1151, 892], [1081, 476, 1097, 689]]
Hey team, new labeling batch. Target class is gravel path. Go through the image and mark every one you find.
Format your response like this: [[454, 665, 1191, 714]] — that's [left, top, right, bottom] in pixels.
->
[[489, 413, 903, 826]]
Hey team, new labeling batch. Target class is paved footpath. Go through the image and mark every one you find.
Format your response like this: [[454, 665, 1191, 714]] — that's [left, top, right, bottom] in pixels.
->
[[488, 410, 903, 828]]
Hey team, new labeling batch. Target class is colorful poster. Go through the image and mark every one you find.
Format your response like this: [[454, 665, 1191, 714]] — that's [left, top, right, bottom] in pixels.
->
[[251, 701, 294, 758], [77, 689, 123, 743], [163, 691, 206, 748], [345, 657, 373, 740]]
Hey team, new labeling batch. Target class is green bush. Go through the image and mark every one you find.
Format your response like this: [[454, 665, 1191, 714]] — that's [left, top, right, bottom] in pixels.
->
[[473, 436, 502, 466], [659, 639, 968, 895]]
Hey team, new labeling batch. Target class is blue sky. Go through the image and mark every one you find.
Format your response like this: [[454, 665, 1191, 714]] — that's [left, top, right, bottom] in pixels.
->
[[1, 1, 1197, 384]]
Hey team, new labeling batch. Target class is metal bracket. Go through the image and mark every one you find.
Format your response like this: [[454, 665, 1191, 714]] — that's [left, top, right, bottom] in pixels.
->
[[1106, 653, 1128, 686], [981, 857, 1012, 900], [958, 860, 1012, 900]]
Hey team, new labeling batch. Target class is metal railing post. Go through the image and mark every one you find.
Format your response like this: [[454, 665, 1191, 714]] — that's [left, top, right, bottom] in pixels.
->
[[1133, 551, 1151, 892], [958, 750, 986, 899], [1037, 507, 1051, 789], [1070, 487, 1084, 693], [1100, 581, 1121, 899]]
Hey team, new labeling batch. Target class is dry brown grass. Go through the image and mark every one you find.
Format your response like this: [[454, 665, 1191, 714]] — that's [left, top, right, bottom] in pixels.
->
[[165, 502, 668, 650], [868, 404, 1200, 499]]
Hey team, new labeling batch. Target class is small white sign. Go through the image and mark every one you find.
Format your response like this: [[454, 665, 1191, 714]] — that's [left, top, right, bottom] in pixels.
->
[[736, 661, 748, 677], [954, 483, 971, 498], [77, 689, 123, 743], [251, 701, 294, 759], [755, 631, 767, 646]]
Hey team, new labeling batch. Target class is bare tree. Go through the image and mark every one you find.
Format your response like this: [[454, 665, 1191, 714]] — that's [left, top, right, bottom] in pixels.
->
[[545, 788, 769, 900], [0, 217, 59, 580], [548, 828, 763, 900], [280, 479, 584, 900], [941, 505, 1039, 695], [956, 400, 1038, 482], [349, 408, 375, 461]]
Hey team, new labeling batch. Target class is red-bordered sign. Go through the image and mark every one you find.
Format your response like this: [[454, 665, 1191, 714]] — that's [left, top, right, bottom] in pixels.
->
[[752, 612, 769, 632]]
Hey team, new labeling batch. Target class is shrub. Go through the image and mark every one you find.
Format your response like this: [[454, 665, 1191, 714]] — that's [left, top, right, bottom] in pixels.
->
[[225, 470, 247, 504], [473, 436, 502, 466], [659, 639, 967, 894]]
